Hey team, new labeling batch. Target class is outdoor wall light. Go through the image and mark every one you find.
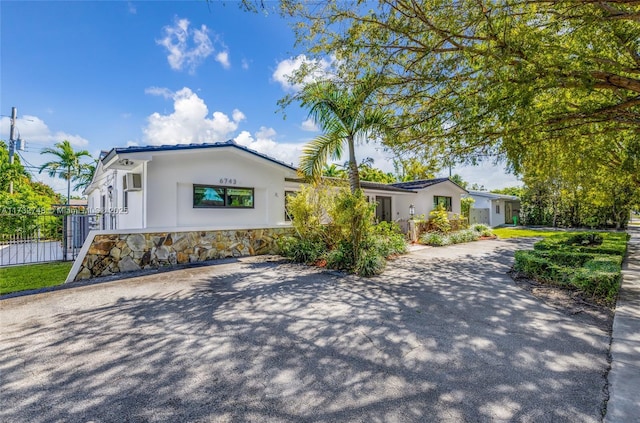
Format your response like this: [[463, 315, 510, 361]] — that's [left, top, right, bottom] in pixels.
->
[[409, 204, 415, 219]]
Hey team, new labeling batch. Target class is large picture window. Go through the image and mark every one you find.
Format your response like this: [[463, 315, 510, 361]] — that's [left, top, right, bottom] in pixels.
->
[[433, 195, 452, 212], [193, 185, 254, 208]]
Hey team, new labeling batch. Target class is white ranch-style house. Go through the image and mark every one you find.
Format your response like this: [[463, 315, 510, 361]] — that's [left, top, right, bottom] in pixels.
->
[[84, 140, 468, 231]]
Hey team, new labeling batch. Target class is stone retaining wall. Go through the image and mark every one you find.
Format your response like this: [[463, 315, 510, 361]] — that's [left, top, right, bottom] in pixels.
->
[[72, 227, 294, 281]]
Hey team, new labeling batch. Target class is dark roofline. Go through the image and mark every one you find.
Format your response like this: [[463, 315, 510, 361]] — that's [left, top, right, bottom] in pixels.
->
[[102, 140, 298, 171], [467, 190, 520, 200], [285, 177, 417, 193], [391, 177, 468, 193]]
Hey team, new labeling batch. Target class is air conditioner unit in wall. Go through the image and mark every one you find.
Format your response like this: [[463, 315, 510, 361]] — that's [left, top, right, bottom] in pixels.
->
[[123, 173, 142, 191]]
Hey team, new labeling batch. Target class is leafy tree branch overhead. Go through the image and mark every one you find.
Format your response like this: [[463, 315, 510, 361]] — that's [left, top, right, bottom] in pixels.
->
[[264, 0, 639, 185]]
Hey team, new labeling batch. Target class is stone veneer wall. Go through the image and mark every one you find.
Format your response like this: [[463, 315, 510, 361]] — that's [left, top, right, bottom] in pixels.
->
[[73, 227, 294, 281]]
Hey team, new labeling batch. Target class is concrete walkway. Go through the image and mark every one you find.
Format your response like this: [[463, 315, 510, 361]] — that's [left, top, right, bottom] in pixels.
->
[[605, 225, 640, 423]]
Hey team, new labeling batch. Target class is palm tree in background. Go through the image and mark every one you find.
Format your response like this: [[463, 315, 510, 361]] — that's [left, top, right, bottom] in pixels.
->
[[298, 74, 391, 193], [39, 140, 92, 205], [322, 163, 346, 178], [73, 158, 98, 193]]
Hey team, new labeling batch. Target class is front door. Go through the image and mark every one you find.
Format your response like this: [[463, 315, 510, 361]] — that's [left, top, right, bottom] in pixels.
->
[[505, 202, 512, 224], [376, 196, 392, 222]]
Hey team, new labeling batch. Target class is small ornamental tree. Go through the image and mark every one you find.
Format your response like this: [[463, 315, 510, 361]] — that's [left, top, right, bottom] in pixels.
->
[[429, 205, 451, 234]]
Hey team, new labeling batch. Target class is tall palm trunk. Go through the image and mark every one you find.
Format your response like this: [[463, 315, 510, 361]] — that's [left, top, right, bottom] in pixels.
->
[[67, 166, 71, 206], [347, 136, 361, 193]]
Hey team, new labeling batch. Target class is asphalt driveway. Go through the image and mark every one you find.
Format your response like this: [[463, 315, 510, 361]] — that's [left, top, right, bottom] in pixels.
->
[[0, 239, 612, 422]]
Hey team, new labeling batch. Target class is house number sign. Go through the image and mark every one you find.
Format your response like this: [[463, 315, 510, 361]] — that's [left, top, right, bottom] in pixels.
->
[[219, 178, 237, 185]]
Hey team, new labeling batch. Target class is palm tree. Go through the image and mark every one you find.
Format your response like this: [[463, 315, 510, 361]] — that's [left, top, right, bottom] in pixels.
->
[[322, 163, 346, 178], [73, 158, 98, 192], [298, 74, 391, 193], [39, 140, 92, 205]]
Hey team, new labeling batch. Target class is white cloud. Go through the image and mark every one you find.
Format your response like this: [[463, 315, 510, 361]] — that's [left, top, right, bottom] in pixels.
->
[[301, 118, 318, 132], [0, 115, 89, 147], [232, 109, 245, 122], [145, 86, 174, 99], [234, 128, 303, 168], [143, 87, 245, 145], [256, 126, 276, 139], [449, 161, 522, 190], [157, 17, 214, 73], [241, 58, 250, 70], [127, 1, 136, 14], [216, 51, 230, 69], [272, 54, 336, 91]]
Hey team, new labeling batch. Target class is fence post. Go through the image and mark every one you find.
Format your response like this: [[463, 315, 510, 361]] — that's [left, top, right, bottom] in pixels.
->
[[408, 220, 418, 243]]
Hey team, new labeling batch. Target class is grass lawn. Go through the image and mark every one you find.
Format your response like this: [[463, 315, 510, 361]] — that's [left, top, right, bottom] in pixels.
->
[[493, 227, 569, 239], [0, 262, 72, 295]]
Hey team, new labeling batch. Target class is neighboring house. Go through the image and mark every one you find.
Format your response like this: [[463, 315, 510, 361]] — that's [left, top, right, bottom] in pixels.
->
[[85, 140, 468, 231], [466, 190, 521, 227]]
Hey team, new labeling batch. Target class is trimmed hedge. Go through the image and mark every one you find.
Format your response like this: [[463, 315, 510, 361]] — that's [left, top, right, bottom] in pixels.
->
[[514, 232, 628, 306]]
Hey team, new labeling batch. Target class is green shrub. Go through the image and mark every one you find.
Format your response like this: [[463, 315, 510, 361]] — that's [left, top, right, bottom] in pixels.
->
[[328, 189, 377, 269], [515, 232, 628, 305], [448, 229, 479, 244], [280, 185, 409, 276], [428, 205, 451, 233], [535, 250, 596, 267], [286, 184, 331, 244], [420, 232, 450, 246], [371, 221, 407, 256], [325, 240, 354, 270], [277, 236, 325, 264], [355, 248, 386, 276], [572, 269, 620, 305], [481, 229, 494, 237], [565, 232, 603, 246], [471, 224, 494, 237], [514, 250, 576, 285], [471, 224, 489, 233], [420, 228, 480, 246], [514, 250, 551, 275]]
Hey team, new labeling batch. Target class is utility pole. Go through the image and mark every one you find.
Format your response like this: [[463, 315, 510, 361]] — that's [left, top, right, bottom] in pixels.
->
[[8, 107, 17, 194]]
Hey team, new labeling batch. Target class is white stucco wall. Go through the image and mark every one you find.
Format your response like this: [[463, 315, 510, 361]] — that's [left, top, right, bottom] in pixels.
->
[[417, 182, 465, 217], [490, 199, 506, 227], [366, 181, 465, 221], [144, 149, 295, 229], [469, 195, 492, 209], [85, 166, 145, 230]]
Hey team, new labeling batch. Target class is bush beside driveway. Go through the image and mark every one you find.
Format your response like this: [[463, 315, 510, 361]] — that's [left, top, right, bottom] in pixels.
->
[[0, 239, 611, 422]]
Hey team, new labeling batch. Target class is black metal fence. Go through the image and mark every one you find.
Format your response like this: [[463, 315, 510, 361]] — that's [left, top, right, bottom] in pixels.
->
[[0, 212, 92, 266]]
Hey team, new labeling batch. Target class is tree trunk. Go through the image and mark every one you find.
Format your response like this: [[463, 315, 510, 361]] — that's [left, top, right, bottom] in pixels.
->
[[67, 166, 71, 206], [347, 136, 361, 193]]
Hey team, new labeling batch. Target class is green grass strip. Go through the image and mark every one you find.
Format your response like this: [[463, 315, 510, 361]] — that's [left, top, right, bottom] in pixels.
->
[[493, 227, 569, 239], [0, 262, 72, 295]]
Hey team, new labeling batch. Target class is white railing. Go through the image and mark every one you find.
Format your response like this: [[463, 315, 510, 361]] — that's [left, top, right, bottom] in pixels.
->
[[0, 233, 63, 266]]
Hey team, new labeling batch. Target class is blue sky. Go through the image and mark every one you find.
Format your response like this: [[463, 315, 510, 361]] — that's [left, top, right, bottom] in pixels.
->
[[0, 0, 519, 197]]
